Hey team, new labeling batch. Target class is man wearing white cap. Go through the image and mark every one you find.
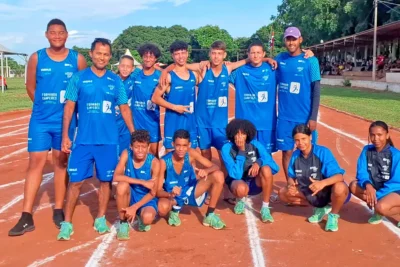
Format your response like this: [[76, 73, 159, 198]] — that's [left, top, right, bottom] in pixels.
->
[[275, 26, 321, 182]]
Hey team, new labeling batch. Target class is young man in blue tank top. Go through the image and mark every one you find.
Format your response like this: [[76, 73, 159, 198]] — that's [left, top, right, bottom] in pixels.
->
[[113, 130, 160, 240], [275, 27, 321, 183], [156, 129, 226, 229], [131, 44, 162, 156], [56, 38, 134, 241], [9, 19, 87, 237], [152, 41, 199, 153]]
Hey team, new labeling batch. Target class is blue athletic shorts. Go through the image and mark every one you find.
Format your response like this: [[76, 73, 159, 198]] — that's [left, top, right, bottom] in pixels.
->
[[197, 127, 227, 150], [68, 144, 118, 182], [276, 119, 318, 151], [299, 182, 351, 208], [226, 176, 262, 196], [129, 187, 158, 215], [174, 181, 207, 208], [28, 118, 76, 152], [118, 132, 131, 156], [164, 131, 198, 150], [256, 130, 277, 154]]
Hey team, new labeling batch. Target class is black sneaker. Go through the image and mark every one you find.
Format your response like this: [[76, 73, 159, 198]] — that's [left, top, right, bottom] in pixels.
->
[[9, 213, 35, 236], [53, 209, 65, 229]]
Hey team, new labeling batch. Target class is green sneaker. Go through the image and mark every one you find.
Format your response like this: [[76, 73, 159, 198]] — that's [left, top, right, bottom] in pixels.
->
[[137, 215, 151, 232], [203, 213, 226, 230], [57, 222, 74, 241], [94, 216, 111, 234], [168, 211, 181, 226], [234, 199, 246, 215], [261, 207, 274, 223], [368, 213, 383, 225], [308, 205, 332, 223], [397, 222, 400, 228], [325, 213, 340, 232], [117, 221, 130, 241]]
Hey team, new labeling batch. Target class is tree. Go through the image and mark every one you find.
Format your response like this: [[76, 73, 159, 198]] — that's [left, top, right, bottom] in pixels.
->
[[72, 46, 92, 66]]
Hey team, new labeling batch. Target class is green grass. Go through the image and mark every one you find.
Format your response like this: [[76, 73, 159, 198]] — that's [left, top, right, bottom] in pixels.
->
[[321, 86, 400, 128], [0, 78, 32, 113]]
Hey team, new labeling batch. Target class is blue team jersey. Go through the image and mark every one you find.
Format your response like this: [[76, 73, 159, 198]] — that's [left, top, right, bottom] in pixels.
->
[[32, 48, 79, 122], [288, 144, 345, 190], [164, 71, 196, 134], [230, 63, 277, 130], [125, 149, 155, 196], [356, 145, 400, 200], [162, 151, 196, 196], [275, 52, 320, 123], [115, 77, 133, 136], [196, 65, 229, 128], [131, 69, 161, 133], [65, 68, 128, 145]]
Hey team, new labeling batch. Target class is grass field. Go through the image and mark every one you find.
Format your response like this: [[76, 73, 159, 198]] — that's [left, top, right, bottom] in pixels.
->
[[1, 78, 399, 128], [0, 78, 31, 113]]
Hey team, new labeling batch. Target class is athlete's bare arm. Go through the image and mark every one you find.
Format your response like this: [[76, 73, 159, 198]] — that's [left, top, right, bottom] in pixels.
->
[[77, 54, 87, 70], [26, 53, 38, 102], [156, 159, 171, 198], [61, 100, 76, 153], [189, 148, 220, 178]]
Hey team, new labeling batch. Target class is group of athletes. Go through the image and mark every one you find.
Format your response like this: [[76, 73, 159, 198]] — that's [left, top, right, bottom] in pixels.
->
[[7, 18, 400, 241]]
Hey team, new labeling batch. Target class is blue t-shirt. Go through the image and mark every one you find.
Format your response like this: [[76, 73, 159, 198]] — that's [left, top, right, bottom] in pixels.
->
[[32, 48, 79, 123], [356, 144, 400, 200], [230, 63, 277, 130], [131, 69, 161, 133], [196, 65, 229, 128], [65, 68, 128, 145], [275, 52, 320, 123], [288, 144, 345, 191], [125, 149, 155, 196]]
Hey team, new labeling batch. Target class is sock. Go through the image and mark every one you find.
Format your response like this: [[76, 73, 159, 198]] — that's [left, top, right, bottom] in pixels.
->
[[120, 219, 128, 224], [206, 207, 215, 216], [21, 212, 33, 223], [172, 206, 181, 213], [53, 209, 64, 215], [262, 202, 269, 208]]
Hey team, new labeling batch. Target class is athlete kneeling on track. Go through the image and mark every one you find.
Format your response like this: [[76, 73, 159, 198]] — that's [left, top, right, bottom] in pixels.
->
[[279, 124, 350, 232]]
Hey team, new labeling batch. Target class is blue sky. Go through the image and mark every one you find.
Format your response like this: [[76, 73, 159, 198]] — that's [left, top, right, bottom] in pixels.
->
[[0, 0, 281, 62]]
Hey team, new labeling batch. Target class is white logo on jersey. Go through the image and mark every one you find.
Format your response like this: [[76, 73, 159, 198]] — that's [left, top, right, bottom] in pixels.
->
[[147, 100, 156, 111], [383, 158, 391, 164], [102, 101, 112, 114], [290, 82, 301, 94], [60, 90, 66, 104], [41, 68, 51, 72], [107, 77, 115, 81], [298, 60, 305, 63], [208, 80, 214, 83], [83, 80, 92, 84], [263, 75, 269, 81], [310, 166, 318, 172], [189, 102, 194, 113], [108, 85, 115, 91], [279, 62, 286, 66], [64, 63, 73, 67], [258, 91, 268, 102], [127, 98, 132, 107], [65, 72, 73, 78], [218, 96, 227, 107]]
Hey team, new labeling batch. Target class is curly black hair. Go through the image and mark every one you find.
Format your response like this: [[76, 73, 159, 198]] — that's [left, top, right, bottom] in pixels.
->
[[226, 119, 256, 143], [130, 130, 150, 145], [169, 40, 188, 54], [173, 129, 190, 142], [138, 43, 161, 59]]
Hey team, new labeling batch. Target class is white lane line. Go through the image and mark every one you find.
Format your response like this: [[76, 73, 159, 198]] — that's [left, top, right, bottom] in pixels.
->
[[0, 142, 26, 149], [0, 115, 30, 124], [0, 173, 54, 214], [0, 179, 25, 189], [245, 197, 266, 267], [335, 137, 350, 166], [0, 127, 28, 138], [0, 123, 27, 130], [319, 119, 400, 237], [0, 147, 26, 161], [85, 223, 117, 267]]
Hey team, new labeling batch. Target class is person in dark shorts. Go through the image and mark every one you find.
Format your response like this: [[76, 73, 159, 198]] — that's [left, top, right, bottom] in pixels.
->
[[279, 124, 350, 232]]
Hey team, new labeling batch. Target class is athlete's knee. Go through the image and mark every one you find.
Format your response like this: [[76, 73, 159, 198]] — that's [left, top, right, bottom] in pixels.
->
[[260, 166, 272, 180], [332, 182, 348, 197], [211, 170, 224, 185], [348, 180, 358, 194], [52, 151, 68, 169], [234, 183, 249, 198], [375, 201, 390, 216], [278, 187, 289, 201], [141, 210, 155, 225], [69, 181, 84, 190], [27, 153, 47, 170], [157, 199, 171, 217], [116, 182, 130, 197]]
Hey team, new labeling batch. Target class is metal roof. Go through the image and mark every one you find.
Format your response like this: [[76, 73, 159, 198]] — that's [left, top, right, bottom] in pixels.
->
[[0, 43, 28, 56]]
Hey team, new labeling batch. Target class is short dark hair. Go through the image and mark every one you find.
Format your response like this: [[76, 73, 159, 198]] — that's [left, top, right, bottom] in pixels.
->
[[247, 40, 265, 52], [210, 41, 226, 51], [170, 40, 188, 54], [226, 119, 256, 143], [173, 129, 190, 142], [46, 19, 67, 32], [91, 38, 112, 53], [292, 124, 312, 138], [119, 55, 133, 62], [131, 130, 150, 145], [138, 43, 161, 59]]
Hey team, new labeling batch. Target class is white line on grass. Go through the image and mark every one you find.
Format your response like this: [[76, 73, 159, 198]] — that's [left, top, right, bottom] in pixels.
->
[[319, 119, 400, 238]]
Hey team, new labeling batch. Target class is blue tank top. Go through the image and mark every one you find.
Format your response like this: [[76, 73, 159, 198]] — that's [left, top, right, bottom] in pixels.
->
[[115, 77, 133, 136], [72, 68, 126, 145], [125, 149, 154, 195], [33, 48, 78, 122], [276, 52, 313, 122], [162, 151, 196, 194], [196, 65, 229, 128], [164, 71, 196, 132], [131, 69, 161, 132], [233, 63, 277, 130]]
